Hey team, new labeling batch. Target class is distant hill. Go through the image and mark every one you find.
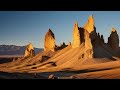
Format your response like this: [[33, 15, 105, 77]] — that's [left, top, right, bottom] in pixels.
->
[[0, 45, 43, 55]]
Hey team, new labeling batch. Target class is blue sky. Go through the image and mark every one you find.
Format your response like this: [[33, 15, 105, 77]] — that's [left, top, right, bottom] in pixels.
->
[[0, 11, 120, 48]]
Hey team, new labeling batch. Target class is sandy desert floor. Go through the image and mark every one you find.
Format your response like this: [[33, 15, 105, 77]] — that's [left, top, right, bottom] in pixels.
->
[[0, 46, 120, 79]]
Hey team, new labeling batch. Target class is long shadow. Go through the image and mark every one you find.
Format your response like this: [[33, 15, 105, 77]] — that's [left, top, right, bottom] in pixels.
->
[[0, 66, 120, 79], [34, 66, 120, 78]]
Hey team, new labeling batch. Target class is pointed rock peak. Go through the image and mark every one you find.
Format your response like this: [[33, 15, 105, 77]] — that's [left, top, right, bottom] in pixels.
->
[[74, 22, 78, 30], [44, 28, 56, 51], [111, 28, 116, 33], [27, 43, 34, 50], [47, 28, 55, 38], [89, 15, 94, 19], [48, 28, 52, 33], [87, 15, 94, 25], [74, 22, 78, 27], [98, 32, 100, 36], [72, 21, 81, 48], [101, 35, 103, 39], [100, 35, 104, 43], [84, 15, 95, 33]]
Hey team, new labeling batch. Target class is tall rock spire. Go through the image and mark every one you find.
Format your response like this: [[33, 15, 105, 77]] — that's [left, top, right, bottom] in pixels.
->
[[72, 22, 81, 48], [84, 30, 93, 58], [44, 28, 56, 51], [108, 28, 119, 50], [84, 15, 95, 33]]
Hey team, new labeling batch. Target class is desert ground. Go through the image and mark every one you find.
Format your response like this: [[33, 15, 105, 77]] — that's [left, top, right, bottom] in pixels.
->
[[0, 45, 120, 79]]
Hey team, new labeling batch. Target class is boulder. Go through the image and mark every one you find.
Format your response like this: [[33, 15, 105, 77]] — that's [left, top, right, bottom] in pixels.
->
[[24, 43, 35, 58]]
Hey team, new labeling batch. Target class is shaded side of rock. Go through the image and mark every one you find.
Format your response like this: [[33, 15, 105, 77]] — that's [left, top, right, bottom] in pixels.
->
[[78, 27, 85, 43], [41, 56, 50, 63], [107, 28, 119, 50], [100, 35, 104, 43], [56, 42, 68, 50]]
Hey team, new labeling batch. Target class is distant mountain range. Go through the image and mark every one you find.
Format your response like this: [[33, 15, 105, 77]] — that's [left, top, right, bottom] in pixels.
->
[[0, 45, 43, 55]]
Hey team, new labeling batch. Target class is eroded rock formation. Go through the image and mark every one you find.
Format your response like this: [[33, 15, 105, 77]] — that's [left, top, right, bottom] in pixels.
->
[[84, 15, 95, 33], [72, 22, 81, 48], [44, 29, 56, 51], [100, 35, 104, 43], [24, 43, 35, 58], [68, 42, 71, 45], [84, 30, 93, 58], [72, 15, 95, 58], [43, 15, 119, 59], [107, 28, 119, 50], [56, 42, 68, 50]]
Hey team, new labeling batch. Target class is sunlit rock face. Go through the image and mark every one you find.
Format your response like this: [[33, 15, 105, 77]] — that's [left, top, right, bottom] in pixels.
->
[[24, 43, 35, 58], [44, 29, 56, 51], [72, 22, 81, 48], [108, 28, 119, 50], [84, 30, 93, 58], [84, 15, 95, 33], [72, 16, 94, 58], [84, 15, 97, 41]]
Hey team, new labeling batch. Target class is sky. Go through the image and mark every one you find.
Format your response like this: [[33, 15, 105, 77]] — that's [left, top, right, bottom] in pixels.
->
[[0, 11, 120, 48]]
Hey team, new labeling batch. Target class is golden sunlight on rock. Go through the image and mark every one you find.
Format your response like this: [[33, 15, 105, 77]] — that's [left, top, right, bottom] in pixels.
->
[[44, 29, 56, 52], [108, 28, 119, 50], [24, 43, 35, 58], [111, 28, 116, 32], [84, 30, 93, 58], [84, 15, 95, 33], [1, 14, 120, 79], [72, 22, 81, 48]]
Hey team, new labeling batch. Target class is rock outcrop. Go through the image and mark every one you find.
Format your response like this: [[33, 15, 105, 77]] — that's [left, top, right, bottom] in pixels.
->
[[107, 28, 119, 50], [92, 32, 105, 47], [84, 30, 93, 58], [84, 15, 97, 41], [84, 15, 95, 33], [72, 16, 95, 58], [72, 22, 81, 48], [68, 42, 71, 45], [100, 35, 104, 43], [24, 43, 35, 58], [56, 42, 68, 50], [44, 29, 56, 51]]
